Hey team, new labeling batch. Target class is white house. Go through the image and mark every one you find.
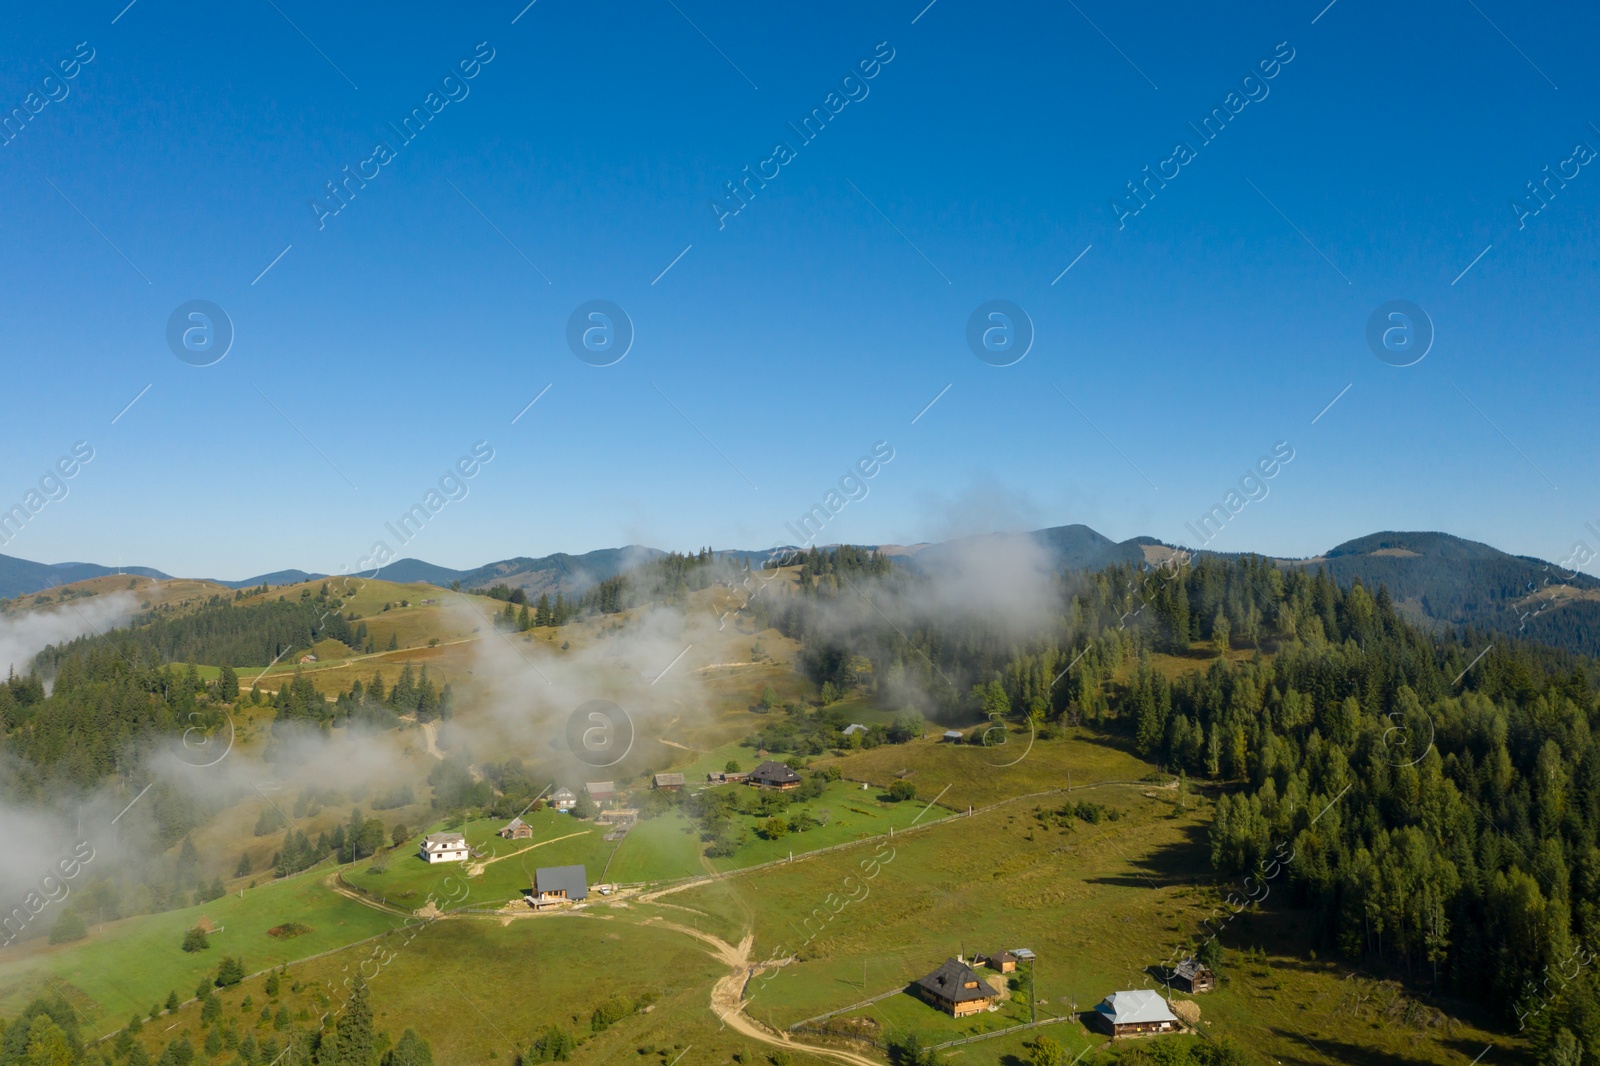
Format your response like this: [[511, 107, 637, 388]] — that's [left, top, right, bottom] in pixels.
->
[[551, 787, 577, 811], [419, 831, 468, 864]]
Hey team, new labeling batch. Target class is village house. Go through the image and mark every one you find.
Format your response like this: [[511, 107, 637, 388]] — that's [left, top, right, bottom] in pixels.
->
[[915, 957, 998, 1017], [530, 865, 588, 908], [584, 781, 616, 802], [707, 770, 749, 784], [652, 772, 686, 791], [551, 787, 577, 811], [419, 831, 468, 864], [748, 760, 801, 790], [497, 817, 532, 840], [1093, 989, 1179, 1037], [1170, 957, 1215, 993]]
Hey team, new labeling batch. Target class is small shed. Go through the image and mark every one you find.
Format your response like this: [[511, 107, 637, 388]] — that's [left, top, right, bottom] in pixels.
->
[[749, 760, 801, 789], [942, 730, 964, 743], [1094, 989, 1178, 1037], [980, 950, 1017, 973], [1171, 957, 1215, 993], [652, 772, 686, 791], [842, 723, 868, 736], [707, 770, 749, 783], [531, 865, 588, 908], [915, 957, 997, 1017], [498, 817, 532, 840]]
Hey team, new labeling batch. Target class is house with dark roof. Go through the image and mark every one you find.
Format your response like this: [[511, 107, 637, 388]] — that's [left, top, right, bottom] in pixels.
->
[[1093, 989, 1178, 1037], [652, 772, 686, 791], [497, 817, 532, 840], [914, 957, 998, 1017], [1170, 957, 1214, 993], [748, 760, 801, 789], [531, 865, 588, 908]]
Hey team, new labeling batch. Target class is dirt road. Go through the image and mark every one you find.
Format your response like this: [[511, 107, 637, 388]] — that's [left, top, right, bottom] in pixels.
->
[[641, 918, 881, 1066]]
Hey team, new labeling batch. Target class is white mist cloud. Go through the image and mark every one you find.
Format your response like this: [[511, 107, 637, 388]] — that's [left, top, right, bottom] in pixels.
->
[[0, 593, 139, 675]]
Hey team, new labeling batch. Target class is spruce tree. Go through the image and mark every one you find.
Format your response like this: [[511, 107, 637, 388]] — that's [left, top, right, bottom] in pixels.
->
[[330, 978, 375, 1066]]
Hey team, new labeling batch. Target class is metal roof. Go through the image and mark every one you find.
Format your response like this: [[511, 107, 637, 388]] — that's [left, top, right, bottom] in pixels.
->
[[534, 865, 588, 901], [1096, 989, 1177, 1025]]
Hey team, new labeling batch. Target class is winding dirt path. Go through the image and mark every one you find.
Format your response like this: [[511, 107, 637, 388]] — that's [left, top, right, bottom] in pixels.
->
[[639, 917, 882, 1066]]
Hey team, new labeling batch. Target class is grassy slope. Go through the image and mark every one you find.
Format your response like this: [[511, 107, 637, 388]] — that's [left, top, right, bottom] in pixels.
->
[[0, 868, 395, 1021]]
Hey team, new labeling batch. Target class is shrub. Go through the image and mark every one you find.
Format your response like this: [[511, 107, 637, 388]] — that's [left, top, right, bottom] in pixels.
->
[[181, 926, 210, 952], [48, 911, 87, 944], [887, 780, 917, 802], [266, 923, 312, 940], [590, 996, 635, 1032]]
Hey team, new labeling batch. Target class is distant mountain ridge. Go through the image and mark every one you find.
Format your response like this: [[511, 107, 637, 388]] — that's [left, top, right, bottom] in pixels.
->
[[5, 526, 1598, 659]]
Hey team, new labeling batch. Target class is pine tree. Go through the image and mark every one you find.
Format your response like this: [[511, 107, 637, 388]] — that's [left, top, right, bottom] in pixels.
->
[[218, 665, 240, 701], [535, 594, 551, 627], [384, 1029, 434, 1066], [330, 977, 375, 1066]]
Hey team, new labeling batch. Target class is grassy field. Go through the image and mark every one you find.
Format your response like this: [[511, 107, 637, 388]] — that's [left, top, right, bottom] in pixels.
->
[[0, 868, 396, 1022], [352, 813, 616, 910], [684, 772, 1529, 1066], [707, 779, 955, 872], [815, 724, 1158, 811], [602, 810, 705, 883]]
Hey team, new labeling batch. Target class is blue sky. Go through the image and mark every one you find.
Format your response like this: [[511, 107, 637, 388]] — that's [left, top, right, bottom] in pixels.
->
[[3, 0, 1598, 579]]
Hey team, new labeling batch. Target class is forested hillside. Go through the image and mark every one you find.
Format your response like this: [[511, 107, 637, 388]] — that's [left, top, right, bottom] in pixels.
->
[[763, 546, 1600, 1060], [33, 587, 365, 670], [1301, 531, 1600, 658]]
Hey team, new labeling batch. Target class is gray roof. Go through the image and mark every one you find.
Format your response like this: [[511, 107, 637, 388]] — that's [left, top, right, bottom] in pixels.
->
[[916, 958, 994, 1004], [552, 787, 576, 800], [502, 817, 528, 831], [534, 865, 588, 900], [943, 730, 964, 739], [842, 724, 868, 735], [750, 760, 800, 784], [1096, 989, 1177, 1025], [1174, 957, 1210, 980], [653, 772, 686, 786], [585, 781, 615, 794], [424, 832, 466, 846]]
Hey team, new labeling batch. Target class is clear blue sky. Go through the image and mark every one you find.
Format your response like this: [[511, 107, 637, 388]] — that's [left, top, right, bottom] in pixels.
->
[[3, 0, 1598, 579]]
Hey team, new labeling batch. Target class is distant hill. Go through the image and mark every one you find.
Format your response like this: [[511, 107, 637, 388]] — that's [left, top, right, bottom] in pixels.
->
[[371, 547, 667, 598], [1284, 531, 1600, 657], [211, 569, 328, 589], [0, 554, 169, 598], [900, 523, 1158, 574], [6, 525, 1599, 660]]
